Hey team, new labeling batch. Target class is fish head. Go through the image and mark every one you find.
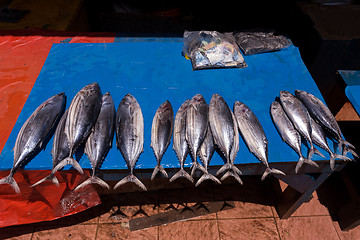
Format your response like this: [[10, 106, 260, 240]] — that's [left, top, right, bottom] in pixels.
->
[[102, 92, 114, 106], [190, 94, 206, 105], [279, 90, 293, 99], [177, 99, 190, 113], [270, 101, 282, 111], [233, 101, 250, 116], [294, 90, 306, 98], [159, 100, 173, 118], [210, 93, 223, 105]]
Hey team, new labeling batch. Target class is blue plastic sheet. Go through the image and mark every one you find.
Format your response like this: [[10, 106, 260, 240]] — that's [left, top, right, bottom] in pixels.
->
[[0, 38, 328, 171]]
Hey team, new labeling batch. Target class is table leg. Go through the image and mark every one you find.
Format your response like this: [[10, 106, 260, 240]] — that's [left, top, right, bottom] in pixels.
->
[[272, 172, 332, 219]]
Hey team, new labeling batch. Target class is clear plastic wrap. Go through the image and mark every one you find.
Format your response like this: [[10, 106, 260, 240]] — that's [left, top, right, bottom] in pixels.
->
[[233, 30, 292, 55], [183, 30, 246, 70]]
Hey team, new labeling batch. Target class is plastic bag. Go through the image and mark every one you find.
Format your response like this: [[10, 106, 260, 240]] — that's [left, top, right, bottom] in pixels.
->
[[183, 30, 246, 70], [233, 30, 292, 55]]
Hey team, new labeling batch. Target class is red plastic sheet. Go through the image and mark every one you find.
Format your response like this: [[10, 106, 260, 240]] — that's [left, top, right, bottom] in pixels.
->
[[0, 170, 101, 228]]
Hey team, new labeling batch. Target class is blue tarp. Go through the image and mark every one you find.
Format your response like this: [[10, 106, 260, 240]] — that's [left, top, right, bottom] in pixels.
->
[[0, 38, 329, 171]]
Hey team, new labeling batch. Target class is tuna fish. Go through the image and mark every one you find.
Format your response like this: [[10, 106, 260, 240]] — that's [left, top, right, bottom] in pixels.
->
[[234, 101, 285, 180], [279, 91, 324, 160], [151, 100, 174, 180], [170, 100, 194, 183], [209, 94, 241, 182], [0, 93, 66, 193], [196, 125, 221, 186], [310, 118, 351, 170], [270, 101, 318, 173], [31, 109, 70, 187], [186, 94, 208, 176], [114, 93, 147, 190], [75, 92, 115, 191], [295, 89, 357, 158], [53, 82, 102, 174]]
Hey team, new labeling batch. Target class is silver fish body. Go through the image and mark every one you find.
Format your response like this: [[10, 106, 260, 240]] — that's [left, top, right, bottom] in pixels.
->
[[170, 100, 193, 183], [310, 118, 350, 170], [151, 100, 174, 180], [186, 94, 208, 176], [209, 94, 234, 163], [31, 109, 70, 187], [279, 91, 320, 160], [114, 93, 146, 190], [1, 92, 66, 193], [234, 101, 284, 180], [76, 92, 115, 190], [270, 101, 317, 173], [54, 82, 102, 174], [295, 90, 357, 158], [196, 125, 221, 186]]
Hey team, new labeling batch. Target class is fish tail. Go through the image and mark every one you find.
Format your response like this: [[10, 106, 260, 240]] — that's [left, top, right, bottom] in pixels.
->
[[170, 168, 194, 183], [261, 167, 285, 181], [220, 170, 243, 185], [52, 157, 84, 175], [216, 163, 232, 176], [195, 172, 221, 187], [75, 176, 110, 191], [190, 161, 206, 177], [0, 175, 21, 194], [114, 174, 147, 191], [341, 139, 355, 150], [308, 146, 325, 160], [151, 164, 168, 180], [342, 145, 359, 159], [295, 156, 318, 173], [30, 173, 59, 187]]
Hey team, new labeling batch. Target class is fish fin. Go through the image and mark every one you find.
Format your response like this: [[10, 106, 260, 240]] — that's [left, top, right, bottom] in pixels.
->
[[342, 145, 359, 159], [195, 173, 221, 187], [220, 170, 243, 185], [295, 156, 318, 173], [216, 163, 232, 176], [0, 175, 21, 194], [75, 176, 110, 191], [52, 157, 84, 175], [308, 146, 325, 160], [261, 167, 285, 181], [114, 174, 147, 191], [341, 139, 355, 150], [190, 161, 206, 177], [314, 147, 325, 158], [31, 174, 59, 187], [151, 165, 168, 180], [170, 168, 194, 183]]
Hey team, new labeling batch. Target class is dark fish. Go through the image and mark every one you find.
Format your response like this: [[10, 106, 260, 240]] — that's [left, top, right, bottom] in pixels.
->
[[234, 101, 285, 180], [270, 101, 318, 173], [31, 109, 70, 187], [170, 100, 194, 183], [186, 94, 208, 176], [279, 91, 324, 160], [53, 82, 102, 174], [209, 94, 241, 181], [310, 118, 351, 170], [151, 100, 174, 180], [76, 93, 115, 191], [114, 93, 146, 190], [295, 89, 357, 158], [0, 93, 66, 193], [196, 125, 221, 186]]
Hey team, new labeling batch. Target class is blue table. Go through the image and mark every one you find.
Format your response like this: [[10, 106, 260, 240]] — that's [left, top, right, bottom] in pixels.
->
[[339, 70, 360, 116], [0, 37, 347, 219]]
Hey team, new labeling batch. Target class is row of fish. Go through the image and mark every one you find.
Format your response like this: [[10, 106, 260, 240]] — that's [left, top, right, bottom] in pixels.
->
[[270, 90, 357, 173], [0, 82, 354, 194]]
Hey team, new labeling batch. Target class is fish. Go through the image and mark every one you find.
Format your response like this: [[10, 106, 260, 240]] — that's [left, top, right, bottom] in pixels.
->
[[295, 89, 357, 158], [310, 118, 351, 170], [279, 91, 324, 160], [196, 125, 221, 186], [53, 82, 102, 174], [75, 92, 115, 191], [114, 93, 147, 190], [31, 109, 70, 187], [186, 94, 208, 176], [209, 94, 241, 180], [0, 92, 66, 193], [170, 100, 194, 183], [151, 100, 174, 180], [270, 101, 318, 173], [234, 101, 285, 180]]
